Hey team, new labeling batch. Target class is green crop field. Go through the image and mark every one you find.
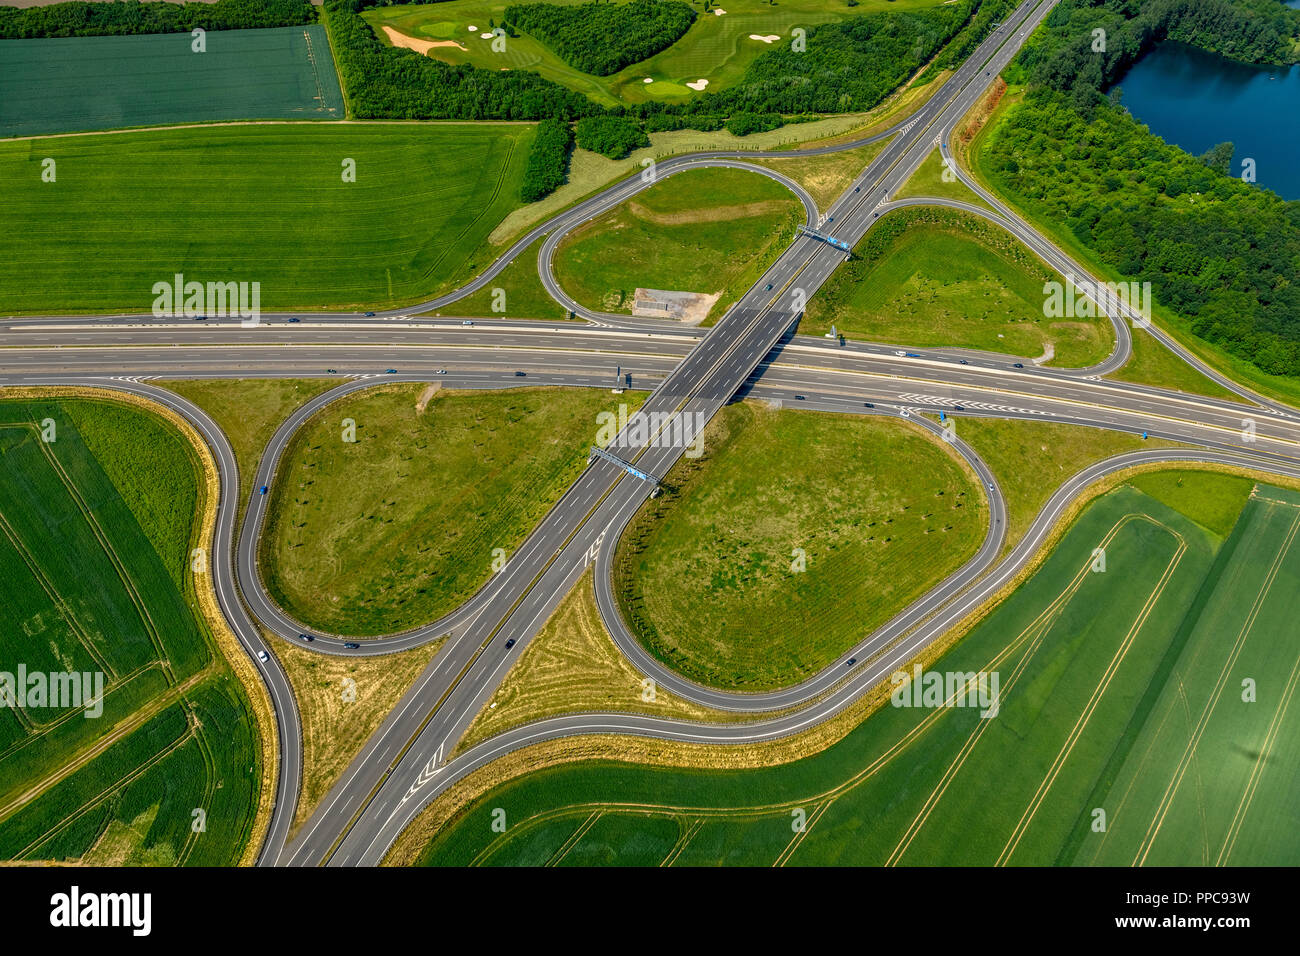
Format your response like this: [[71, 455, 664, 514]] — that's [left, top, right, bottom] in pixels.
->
[[363, 0, 943, 108], [0, 397, 260, 865], [0, 123, 534, 315], [261, 385, 644, 636], [805, 206, 1115, 367], [422, 473, 1300, 866], [0, 26, 343, 139], [613, 402, 987, 690], [553, 166, 801, 322]]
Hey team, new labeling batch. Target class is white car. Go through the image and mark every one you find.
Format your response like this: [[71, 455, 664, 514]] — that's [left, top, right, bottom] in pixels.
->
[[256, 650, 269, 663], [462, 320, 473, 326]]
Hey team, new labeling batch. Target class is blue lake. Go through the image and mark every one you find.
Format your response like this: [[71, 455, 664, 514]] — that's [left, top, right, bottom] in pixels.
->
[[1115, 41, 1300, 200]]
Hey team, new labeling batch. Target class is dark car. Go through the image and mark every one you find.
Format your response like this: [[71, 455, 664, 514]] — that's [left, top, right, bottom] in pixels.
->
[[959, 359, 969, 365], [514, 371, 526, 377], [298, 633, 314, 643], [854, 186, 860, 193], [873, 212, 879, 218], [326, 368, 338, 374], [863, 402, 875, 408], [342, 642, 360, 650], [259, 486, 268, 495], [504, 638, 517, 649], [364, 311, 375, 317], [287, 317, 300, 323], [385, 368, 397, 374], [794, 394, 806, 401], [846, 657, 857, 666], [193, 315, 207, 321], [1013, 362, 1025, 368], [764, 284, 773, 291], [954, 405, 966, 412]]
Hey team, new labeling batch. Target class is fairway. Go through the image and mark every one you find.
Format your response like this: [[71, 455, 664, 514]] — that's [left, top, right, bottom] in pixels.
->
[[613, 403, 987, 690], [421, 474, 1300, 866], [261, 385, 644, 636], [553, 166, 801, 323], [0, 26, 343, 138], [0, 397, 260, 866], [363, 0, 943, 108], [806, 207, 1115, 367], [0, 123, 535, 314]]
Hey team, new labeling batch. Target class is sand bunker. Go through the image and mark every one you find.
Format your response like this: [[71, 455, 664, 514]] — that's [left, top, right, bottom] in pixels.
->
[[749, 34, 779, 43], [383, 26, 467, 54], [713, 8, 727, 14], [686, 78, 709, 91], [643, 77, 654, 83]]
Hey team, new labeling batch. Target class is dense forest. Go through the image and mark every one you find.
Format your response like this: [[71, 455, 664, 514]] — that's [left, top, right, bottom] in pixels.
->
[[521, 119, 575, 202], [575, 116, 651, 159], [325, 0, 599, 120], [0, 0, 315, 38], [504, 0, 696, 76], [986, 0, 1300, 378]]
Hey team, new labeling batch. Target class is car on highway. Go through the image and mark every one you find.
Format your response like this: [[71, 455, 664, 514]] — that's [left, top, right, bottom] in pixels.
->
[[1013, 362, 1025, 368], [364, 311, 375, 317], [193, 315, 207, 321], [327, 368, 338, 374], [847, 657, 857, 666], [954, 405, 966, 411], [287, 317, 299, 323], [764, 284, 773, 291], [514, 371, 526, 377], [794, 394, 806, 400], [863, 402, 875, 408], [436, 369, 447, 375], [854, 186, 860, 192], [504, 638, 517, 649], [462, 320, 473, 326], [905, 352, 921, 358], [259, 486, 268, 495], [298, 633, 314, 643], [873, 212, 879, 218], [257, 650, 269, 663], [959, 359, 969, 364], [894, 350, 907, 357], [342, 642, 360, 650], [385, 368, 397, 374]]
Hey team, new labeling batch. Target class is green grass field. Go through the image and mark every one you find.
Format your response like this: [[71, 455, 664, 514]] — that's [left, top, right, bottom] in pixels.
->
[[261, 385, 644, 636], [613, 402, 987, 690], [363, 0, 943, 108], [437, 235, 568, 320], [805, 206, 1115, 367], [0, 123, 534, 315], [553, 166, 801, 322], [0, 26, 343, 138], [0, 397, 259, 865], [422, 473, 1300, 866]]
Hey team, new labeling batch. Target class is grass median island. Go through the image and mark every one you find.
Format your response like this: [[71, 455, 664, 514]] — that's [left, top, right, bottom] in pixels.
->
[[613, 402, 987, 691], [0, 123, 534, 315], [806, 206, 1114, 367], [894, 146, 990, 207], [161, 378, 340, 516], [261, 385, 645, 636], [753, 137, 889, 214], [0, 396, 260, 865], [277, 634, 444, 834], [553, 166, 801, 323], [419, 474, 1300, 866], [437, 235, 566, 320]]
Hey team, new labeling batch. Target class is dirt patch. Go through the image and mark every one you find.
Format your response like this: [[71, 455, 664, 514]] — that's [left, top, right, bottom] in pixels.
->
[[633, 288, 720, 325], [382, 25, 468, 55], [415, 383, 440, 413], [960, 76, 1007, 146]]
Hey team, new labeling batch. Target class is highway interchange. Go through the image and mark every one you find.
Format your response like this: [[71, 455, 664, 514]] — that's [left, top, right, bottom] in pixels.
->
[[7, 0, 1300, 866]]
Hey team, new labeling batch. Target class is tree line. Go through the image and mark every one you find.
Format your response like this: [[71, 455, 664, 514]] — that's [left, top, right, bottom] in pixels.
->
[[504, 0, 697, 77], [0, 0, 316, 38], [987, 0, 1300, 379], [521, 120, 575, 203]]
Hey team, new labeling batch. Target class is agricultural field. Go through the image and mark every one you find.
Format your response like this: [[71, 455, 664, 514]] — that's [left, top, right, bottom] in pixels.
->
[[363, 0, 943, 108], [553, 166, 802, 322], [260, 385, 644, 636], [0, 25, 343, 139], [613, 402, 987, 690], [422, 473, 1300, 866], [0, 123, 535, 314], [805, 206, 1115, 367], [0, 397, 260, 865]]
